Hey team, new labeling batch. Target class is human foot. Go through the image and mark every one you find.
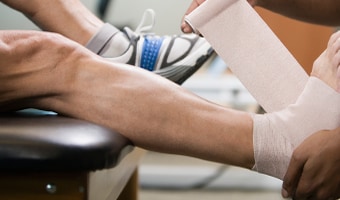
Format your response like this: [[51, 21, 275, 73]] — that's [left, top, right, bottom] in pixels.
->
[[252, 77, 340, 179], [311, 31, 340, 92], [0, 31, 89, 111]]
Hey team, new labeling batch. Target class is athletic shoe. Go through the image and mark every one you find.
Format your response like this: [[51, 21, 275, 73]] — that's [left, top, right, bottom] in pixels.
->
[[86, 9, 214, 84]]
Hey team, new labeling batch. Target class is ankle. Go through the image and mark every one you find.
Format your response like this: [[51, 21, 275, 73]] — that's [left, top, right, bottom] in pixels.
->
[[311, 68, 338, 93], [23, 0, 103, 46]]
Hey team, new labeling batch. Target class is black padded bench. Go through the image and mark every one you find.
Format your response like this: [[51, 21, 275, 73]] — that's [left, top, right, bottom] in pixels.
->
[[0, 109, 144, 200]]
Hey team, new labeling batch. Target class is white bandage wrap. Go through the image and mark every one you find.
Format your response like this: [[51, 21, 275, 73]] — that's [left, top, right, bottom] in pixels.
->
[[185, 0, 340, 179], [253, 77, 340, 179]]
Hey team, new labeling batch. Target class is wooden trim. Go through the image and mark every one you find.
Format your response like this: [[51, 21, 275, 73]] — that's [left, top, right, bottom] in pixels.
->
[[117, 169, 139, 200], [256, 7, 334, 74], [0, 172, 87, 200]]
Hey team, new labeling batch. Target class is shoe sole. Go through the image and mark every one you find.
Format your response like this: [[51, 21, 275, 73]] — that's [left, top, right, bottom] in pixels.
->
[[154, 45, 215, 85]]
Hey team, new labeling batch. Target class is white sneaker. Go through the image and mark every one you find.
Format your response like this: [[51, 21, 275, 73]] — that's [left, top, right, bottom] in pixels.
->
[[86, 9, 214, 84]]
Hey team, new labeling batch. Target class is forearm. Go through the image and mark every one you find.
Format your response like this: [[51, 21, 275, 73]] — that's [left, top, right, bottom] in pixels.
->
[[0, 0, 103, 45], [256, 0, 340, 26]]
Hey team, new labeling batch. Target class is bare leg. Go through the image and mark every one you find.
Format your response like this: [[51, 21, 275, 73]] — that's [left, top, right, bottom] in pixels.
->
[[0, 30, 255, 169], [0, 0, 103, 45]]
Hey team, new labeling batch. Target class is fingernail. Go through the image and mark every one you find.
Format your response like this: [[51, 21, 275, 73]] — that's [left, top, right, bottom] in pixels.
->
[[181, 23, 188, 32], [281, 188, 290, 198], [183, 26, 191, 33]]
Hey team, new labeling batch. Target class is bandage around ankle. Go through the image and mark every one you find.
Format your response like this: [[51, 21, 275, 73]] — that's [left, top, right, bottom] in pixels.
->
[[253, 77, 340, 179], [185, 0, 308, 112]]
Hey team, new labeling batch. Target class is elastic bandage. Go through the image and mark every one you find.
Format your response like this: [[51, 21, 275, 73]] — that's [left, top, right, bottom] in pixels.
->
[[185, 0, 340, 179]]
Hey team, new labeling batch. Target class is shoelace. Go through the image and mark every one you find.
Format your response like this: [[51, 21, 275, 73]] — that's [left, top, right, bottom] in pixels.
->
[[134, 9, 156, 35]]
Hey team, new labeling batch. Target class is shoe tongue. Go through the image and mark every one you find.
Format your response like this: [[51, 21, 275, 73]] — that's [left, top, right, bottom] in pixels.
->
[[123, 27, 138, 39]]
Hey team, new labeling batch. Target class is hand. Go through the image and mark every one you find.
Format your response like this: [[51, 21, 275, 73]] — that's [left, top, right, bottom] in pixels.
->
[[282, 128, 340, 200], [181, 0, 259, 33]]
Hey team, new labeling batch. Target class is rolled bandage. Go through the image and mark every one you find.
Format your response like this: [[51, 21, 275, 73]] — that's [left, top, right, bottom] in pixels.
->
[[185, 0, 308, 112]]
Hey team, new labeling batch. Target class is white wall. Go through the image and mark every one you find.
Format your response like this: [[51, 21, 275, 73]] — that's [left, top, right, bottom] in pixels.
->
[[0, 1, 97, 30], [104, 0, 191, 35], [0, 3, 38, 30], [0, 0, 190, 35]]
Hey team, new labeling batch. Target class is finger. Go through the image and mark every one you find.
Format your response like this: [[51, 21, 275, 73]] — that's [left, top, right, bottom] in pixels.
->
[[181, 0, 206, 33], [181, 21, 193, 33], [293, 158, 321, 200], [282, 153, 306, 198], [181, 1, 197, 32], [184, 0, 206, 16], [301, 184, 337, 200], [315, 184, 338, 200]]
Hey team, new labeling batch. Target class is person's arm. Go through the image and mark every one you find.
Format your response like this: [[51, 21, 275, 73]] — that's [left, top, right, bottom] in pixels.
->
[[181, 0, 340, 33], [256, 0, 340, 26], [0, 0, 103, 45], [282, 127, 340, 200]]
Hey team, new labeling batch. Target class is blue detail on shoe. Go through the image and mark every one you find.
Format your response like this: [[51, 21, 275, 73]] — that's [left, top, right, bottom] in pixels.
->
[[140, 37, 164, 71]]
